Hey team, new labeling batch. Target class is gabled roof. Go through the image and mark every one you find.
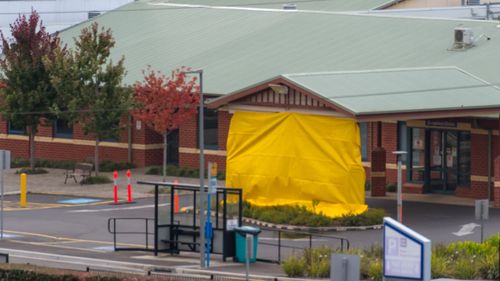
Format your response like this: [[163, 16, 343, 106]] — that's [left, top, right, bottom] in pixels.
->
[[59, 1, 500, 96], [208, 67, 500, 120]]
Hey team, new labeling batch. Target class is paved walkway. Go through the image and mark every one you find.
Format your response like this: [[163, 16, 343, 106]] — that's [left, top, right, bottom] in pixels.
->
[[2, 167, 201, 199]]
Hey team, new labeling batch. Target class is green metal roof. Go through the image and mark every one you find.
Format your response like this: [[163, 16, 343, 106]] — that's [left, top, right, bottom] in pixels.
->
[[156, 0, 391, 11], [59, 1, 500, 97], [282, 67, 500, 114]]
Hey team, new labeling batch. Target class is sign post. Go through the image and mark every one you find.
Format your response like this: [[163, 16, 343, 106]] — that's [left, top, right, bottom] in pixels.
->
[[331, 254, 360, 281], [383, 217, 431, 281], [475, 199, 489, 243], [205, 162, 217, 267], [392, 151, 407, 223], [0, 150, 11, 240]]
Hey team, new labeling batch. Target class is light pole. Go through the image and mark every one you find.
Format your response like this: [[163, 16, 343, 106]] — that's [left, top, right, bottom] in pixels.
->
[[184, 69, 205, 267], [393, 151, 407, 224]]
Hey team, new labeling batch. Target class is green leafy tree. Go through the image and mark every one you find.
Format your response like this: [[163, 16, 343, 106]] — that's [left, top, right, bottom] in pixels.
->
[[48, 22, 131, 175], [0, 11, 63, 169]]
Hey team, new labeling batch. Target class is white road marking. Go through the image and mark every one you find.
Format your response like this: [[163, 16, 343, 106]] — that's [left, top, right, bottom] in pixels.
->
[[452, 223, 480, 236], [67, 203, 170, 213]]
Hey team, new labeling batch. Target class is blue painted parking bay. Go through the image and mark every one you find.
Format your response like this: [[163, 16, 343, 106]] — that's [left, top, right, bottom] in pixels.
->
[[58, 198, 102, 204]]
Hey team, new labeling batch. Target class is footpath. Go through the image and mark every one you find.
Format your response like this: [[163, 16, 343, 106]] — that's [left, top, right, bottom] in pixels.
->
[[1, 167, 201, 199], [1, 166, 487, 207]]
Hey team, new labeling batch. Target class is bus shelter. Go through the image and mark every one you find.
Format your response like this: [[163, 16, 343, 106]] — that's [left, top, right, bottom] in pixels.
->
[[137, 181, 243, 261]]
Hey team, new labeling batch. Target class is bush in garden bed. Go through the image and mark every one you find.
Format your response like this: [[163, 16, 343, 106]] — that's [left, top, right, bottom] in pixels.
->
[[281, 235, 500, 280], [243, 201, 385, 227], [80, 175, 113, 185]]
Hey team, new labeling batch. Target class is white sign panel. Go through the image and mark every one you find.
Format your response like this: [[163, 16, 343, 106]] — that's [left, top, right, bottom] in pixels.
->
[[384, 226, 422, 279], [383, 217, 431, 281]]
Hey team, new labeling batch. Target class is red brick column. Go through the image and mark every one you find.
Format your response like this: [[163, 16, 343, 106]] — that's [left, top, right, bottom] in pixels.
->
[[371, 146, 386, 196], [494, 156, 500, 207]]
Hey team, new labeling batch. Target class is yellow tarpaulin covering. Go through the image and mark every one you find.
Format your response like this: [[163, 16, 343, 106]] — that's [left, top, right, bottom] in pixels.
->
[[226, 111, 367, 218]]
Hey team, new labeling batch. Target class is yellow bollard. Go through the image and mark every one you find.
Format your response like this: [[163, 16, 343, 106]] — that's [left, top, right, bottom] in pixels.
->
[[20, 173, 27, 208]]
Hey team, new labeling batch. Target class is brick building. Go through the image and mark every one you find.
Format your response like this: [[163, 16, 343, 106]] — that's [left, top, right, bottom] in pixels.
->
[[4, 0, 500, 205]]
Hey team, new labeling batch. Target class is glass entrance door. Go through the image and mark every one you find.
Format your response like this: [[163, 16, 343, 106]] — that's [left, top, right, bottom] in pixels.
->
[[428, 130, 458, 192]]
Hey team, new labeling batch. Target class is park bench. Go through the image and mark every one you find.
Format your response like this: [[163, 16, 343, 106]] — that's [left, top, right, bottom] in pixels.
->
[[64, 162, 93, 184]]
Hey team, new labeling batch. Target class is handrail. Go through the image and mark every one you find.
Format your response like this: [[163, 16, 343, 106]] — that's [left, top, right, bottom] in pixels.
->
[[136, 180, 242, 194], [108, 217, 154, 251], [257, 227, 350, 263]]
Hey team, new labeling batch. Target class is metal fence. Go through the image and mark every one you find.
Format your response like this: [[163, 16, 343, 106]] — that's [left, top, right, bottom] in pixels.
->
[[256, 227, 350, 263]]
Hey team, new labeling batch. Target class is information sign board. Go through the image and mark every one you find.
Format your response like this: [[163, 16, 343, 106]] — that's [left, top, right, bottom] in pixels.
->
[[383, 217, 431, 281]]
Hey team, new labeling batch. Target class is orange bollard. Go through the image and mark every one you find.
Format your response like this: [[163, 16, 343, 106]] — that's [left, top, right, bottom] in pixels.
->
[[127, 169, 133, 203], [174, 191, 179, 213], [173, 179, 179, 213], [113, 170, 118, 205]]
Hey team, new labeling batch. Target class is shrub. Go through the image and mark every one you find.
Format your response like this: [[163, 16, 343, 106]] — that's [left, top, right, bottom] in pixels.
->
[[446, 240, 495, 257], [339, 208, 385, 226], [485, 233, 500, 249], [304, 247, 331, 278], [243, 202, 333, 227], [81, 175, 112, 185], [145, 166, 161, 175], [16, 168, 48, 175], [431, 253, 450, 278], [452, 255, 479, 280], [243, 202, 384, 227], [281, 255, 306, 277], [477, 251, 499, 280], [386, 183, 397, 192], [367, 259, 383, 281], [12, 158, 76, 170], [99, 160, 135, 172]]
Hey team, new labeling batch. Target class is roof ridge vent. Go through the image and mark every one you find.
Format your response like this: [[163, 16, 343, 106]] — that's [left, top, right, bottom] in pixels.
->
[[282, 3, 297, 10]]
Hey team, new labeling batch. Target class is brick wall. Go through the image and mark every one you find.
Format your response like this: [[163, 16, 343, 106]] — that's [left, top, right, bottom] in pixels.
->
[[0, 116, 165, 167]]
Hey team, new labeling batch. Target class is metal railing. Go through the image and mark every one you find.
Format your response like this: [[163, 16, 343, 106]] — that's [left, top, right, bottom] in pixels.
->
[[107, 217, 154, 251], [257, 227, 350, 263]]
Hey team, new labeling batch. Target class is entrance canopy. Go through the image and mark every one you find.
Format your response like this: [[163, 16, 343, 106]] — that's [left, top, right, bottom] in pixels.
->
[[208, 67, 500, 121]]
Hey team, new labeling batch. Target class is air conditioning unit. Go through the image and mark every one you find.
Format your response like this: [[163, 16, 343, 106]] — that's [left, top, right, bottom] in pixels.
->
[[454, 27, 474, 48]]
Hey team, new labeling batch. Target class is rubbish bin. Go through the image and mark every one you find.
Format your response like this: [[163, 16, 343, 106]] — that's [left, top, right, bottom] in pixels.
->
[[234, 226, 261, 263]]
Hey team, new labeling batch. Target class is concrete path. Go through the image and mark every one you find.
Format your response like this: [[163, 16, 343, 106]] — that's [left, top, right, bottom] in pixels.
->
[[1, 167, 202, 199]]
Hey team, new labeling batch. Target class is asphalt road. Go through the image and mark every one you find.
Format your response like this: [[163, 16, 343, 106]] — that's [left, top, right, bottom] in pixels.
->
[[1, 193, 499, 263]]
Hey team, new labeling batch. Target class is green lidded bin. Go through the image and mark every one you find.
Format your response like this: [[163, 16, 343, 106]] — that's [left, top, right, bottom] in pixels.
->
[[234, 226, 261, 263]]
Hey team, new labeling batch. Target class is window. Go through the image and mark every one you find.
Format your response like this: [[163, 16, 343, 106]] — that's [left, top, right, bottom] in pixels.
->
[[408, 128, 425, 182], [8, 122, 25, 135], [53, 119, 73, 138], [359, 122, 368, 161], [199, 107, 218, 150], [397, 121, 408, 162]]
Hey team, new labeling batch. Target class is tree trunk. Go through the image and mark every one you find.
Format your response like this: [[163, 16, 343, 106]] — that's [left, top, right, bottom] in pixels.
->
[[29, 126, 35, 170], [163, 132, 167, 182], [95, 137, 100, 176]]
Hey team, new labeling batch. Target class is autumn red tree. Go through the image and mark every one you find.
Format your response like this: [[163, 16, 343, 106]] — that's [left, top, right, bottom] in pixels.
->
[[133, 67, 200, 180]]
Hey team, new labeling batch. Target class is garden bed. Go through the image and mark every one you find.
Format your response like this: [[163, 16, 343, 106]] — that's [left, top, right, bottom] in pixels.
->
[[242, 202, 385, 227], [282, 235, 500, 280]]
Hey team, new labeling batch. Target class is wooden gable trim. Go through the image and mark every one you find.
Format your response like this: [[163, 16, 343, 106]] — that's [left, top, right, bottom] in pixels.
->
[[207, 77, 355, 118]]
